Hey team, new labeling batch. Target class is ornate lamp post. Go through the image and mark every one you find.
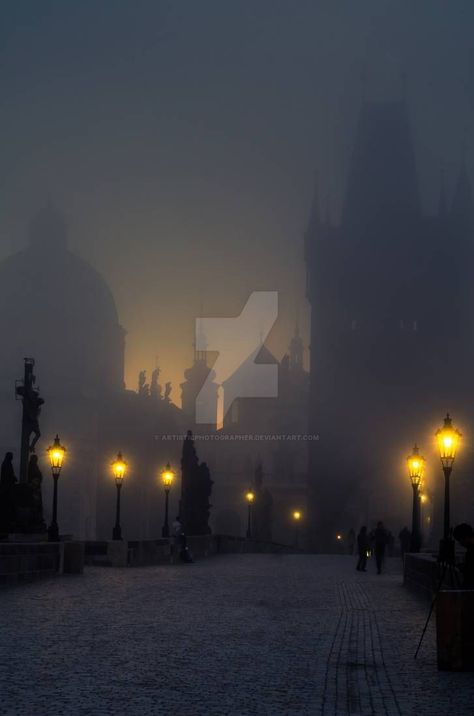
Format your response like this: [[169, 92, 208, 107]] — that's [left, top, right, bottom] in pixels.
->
[[435, 413, 461, 563], [160, 462, 175, 537], [407, 444, 425, 552], [47, 435, 66, 542], [245, 489, 255, 538], [292, 510, 302, 548], [112, 452, 127, 540]]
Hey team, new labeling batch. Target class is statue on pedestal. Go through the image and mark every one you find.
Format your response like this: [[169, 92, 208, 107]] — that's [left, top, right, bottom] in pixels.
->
[[27, 455, 46, 531], [0, 452, 17, 533], [11, 358, 46, 533]]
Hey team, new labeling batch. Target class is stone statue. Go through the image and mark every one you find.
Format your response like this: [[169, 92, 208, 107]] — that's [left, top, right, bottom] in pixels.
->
[[24, 388, 44, 452], [138, 370, 149, 397], [150, 367, 163, 400], [164, 382, 172, 402], [27, 454, 45, 530], [15, 359, 44, 486], [0, 452, 17, 532], [0, 452, 16, 490]]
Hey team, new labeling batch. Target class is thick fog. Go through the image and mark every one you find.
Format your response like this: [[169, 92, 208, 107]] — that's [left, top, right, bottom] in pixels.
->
[[0, 1, 473, 543], [0, 1, 472, 392]]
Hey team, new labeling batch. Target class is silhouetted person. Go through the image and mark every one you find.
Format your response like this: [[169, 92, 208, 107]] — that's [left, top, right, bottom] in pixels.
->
[[372, 521, 389, 574], [356, 526, 370, 571], [347, 527, 356, 555], [399, 527, 411, 559], [453, 523, 474, 589]]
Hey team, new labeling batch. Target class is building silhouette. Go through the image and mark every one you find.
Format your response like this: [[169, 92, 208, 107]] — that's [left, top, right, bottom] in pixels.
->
[[305, 99, 474, 549], [0, 207, 187, 540]]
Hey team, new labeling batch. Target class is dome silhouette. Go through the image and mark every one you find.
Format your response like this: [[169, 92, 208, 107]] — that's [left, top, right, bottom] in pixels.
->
[[0, 209, 125, 396]]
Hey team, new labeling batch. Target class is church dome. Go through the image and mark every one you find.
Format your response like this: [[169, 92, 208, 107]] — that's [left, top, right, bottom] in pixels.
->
[[0, 208, 125, 397]]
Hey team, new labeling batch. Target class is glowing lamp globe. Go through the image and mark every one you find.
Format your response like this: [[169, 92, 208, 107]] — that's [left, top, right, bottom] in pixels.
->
[[47, 435, 66, 477], [161, 462, 175, 490], [407, 444, 425, 487], [293, 510, 302, 521], [435, 413, 461, 469], [112, 452, 127, 485], [246, 490, 255, 504]]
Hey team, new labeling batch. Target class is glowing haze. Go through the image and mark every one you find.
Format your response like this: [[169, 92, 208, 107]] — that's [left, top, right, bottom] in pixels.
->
[[0, 1, 472, 400]]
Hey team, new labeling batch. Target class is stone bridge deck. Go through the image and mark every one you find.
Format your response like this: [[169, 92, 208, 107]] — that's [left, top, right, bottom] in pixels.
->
[[0, 555, 472, 715]]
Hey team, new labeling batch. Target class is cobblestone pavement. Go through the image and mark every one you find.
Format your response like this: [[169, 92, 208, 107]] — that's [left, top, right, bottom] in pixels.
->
[[0, 555, 473, 716]]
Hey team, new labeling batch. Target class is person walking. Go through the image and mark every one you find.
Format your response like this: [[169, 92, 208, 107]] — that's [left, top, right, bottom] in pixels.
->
[[373, 521, 389, 574], [356, 526, 370, 571]]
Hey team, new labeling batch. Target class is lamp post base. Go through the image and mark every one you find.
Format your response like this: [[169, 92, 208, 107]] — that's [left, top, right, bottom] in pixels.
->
[[112, 525, 122, 541], [438, 537, 455, 565]]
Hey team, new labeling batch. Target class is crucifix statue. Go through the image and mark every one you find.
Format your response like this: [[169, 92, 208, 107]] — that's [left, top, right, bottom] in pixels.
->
[[15, 358, 44, 484]]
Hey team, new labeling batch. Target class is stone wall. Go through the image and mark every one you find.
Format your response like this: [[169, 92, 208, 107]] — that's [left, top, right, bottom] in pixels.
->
[[403, 552, 462, 598], [84, 534, 300, 567]]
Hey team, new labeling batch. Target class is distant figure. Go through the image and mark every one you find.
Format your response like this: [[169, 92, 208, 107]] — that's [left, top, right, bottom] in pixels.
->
[[347, 527, 356, 555], [399, 527, 411, 559], [0, 452, 16, 489], [453, 523, 474, 589], [372, 521, 389, 575], [356, 526, 370, 572]]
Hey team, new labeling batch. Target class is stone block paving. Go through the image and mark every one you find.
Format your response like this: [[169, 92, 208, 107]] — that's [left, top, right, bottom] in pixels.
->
[[0, 554, 473, 715]]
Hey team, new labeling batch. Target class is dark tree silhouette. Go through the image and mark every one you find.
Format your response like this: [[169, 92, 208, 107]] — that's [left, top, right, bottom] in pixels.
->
[[179, 430, 213, 535]]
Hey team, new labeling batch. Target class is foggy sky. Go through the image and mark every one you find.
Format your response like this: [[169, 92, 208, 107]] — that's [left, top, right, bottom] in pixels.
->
[[0, 0, 473, 398]]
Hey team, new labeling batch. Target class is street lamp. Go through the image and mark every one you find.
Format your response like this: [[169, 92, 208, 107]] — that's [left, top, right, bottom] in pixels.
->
[[407, 444, 425, 552], [292, 510, 302, 548], [435, 413, 461, 563], [47, 435, 66, 542], [112, 452, 127, 540], [160, 462, 175, 538], [245, 489, 255, 538]]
